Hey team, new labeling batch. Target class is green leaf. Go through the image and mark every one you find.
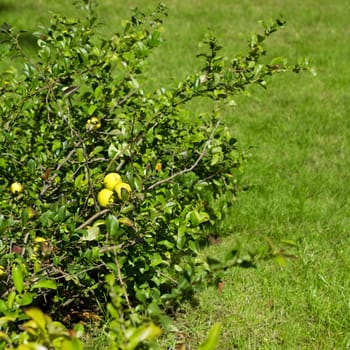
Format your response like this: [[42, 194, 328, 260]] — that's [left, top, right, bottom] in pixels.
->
[[52, 139, 61, 153], [107, 303, 119, 320], [108, 143, 119, 158], [27, 159, 36, 174], [61, 338, 83, 350], [31, 279, 58, 290], [57, 205, 68, 221], [24, 307, 47, 332], [213, 73, 221, 86], [94, 85, 103, 100], [74, 173, 88, 189], [0, 331, 11, 345], [106, 214, 120, 238], [21, 292, 34, 306], [7, 291, 16, 309], [150, 253, 163, 267], [89, 145, 104, 158], [177, 225, 186, 249], [194, 76, 200, 90], [188, 240, 198, 253], [126, 323, 162, 350], [129, 76, 140, 89], [12, 264, 24, 294], [39, 210, 55, 227], [76, 148, 84, 162], [0, 300, 8, 314], [81, 225, 100, 241], [0, 215, 10, 234], [189, 210, 210, 227], [198, 323, 221, 350], [0, 315, 17, 328], [280, 239, 297, 247], [88, 104, 97, 116]]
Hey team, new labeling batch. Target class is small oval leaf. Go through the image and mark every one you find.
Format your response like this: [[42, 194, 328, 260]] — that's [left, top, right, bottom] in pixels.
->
[[106, 214, 120, 238], [198, 323, 221, 350], [31, 279, 58, 290], [12, 265, 24, 294]]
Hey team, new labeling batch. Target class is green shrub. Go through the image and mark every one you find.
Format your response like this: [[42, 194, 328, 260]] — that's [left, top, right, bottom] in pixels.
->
[[0, 2, 308, 348]]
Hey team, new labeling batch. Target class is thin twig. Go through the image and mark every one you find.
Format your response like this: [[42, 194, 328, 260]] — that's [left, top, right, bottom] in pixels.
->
[[98, 237, 140, 254], [64, 100, 99, 211], [114, 253, 133, 311], [158, 271, 178, 285], [108, 90, 138, 114], [146, 118, 222, 190], [39, 148, 76, 199], [76, 208, 110, 230], [52, 264, 105, 281]]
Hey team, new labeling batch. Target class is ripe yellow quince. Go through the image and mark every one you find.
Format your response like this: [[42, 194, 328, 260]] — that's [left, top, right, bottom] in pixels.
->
[[114, 182, 131, 200], [97, 188, 115, 207], [10, 182, 23, 194], [86, 116, 101, 130], [155, 163, 162, 171], [0, 266, 6, 277], [104, 173, 123, 190]]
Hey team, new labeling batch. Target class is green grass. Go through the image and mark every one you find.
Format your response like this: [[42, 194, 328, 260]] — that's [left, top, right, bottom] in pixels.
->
[[2, 0, 350, 348], [167, 1, 350, 348]]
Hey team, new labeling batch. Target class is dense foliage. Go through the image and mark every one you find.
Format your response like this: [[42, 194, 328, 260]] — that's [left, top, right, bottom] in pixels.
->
[[0, 2, 308, 348]]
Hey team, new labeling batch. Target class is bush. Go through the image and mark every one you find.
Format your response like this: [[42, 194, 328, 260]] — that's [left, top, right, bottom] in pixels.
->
[[0, 2, 308, 348]]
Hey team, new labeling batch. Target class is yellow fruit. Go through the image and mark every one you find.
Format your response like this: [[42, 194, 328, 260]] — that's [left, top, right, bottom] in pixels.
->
[[33, 237, 45, 253], [10, 182, 23, 194], [34, 237, 47, 243], [103, 173, 122, 190], [0, 266, 6, 277], [114, 182, 132, 200], [33, 237, 50, 254], [155, 163, 162, 171], [97, 188, 115, 207], [86, 117, 101, 130]]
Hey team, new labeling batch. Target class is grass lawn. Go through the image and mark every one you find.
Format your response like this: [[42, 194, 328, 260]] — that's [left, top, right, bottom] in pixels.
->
[[2, 0, 350, 348]]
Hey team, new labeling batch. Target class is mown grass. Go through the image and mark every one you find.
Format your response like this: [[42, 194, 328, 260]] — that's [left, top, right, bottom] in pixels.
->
[[167, 1, 350, 349], [2, 0, 350, 348]]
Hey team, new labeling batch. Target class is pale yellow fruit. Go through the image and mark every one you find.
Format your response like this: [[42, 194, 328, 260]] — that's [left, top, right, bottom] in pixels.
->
[[86, 117, 101, 130], [33, 237, 51, 257], [155, 163, 162, 171], [103, 173, 122, 190], [34, 237, 47, 243], [33, 237, 46, 253], [97, 188, 115, 207], [10, 182, 23, 194], [114, 182, 131, 200], [0, 266, 6, 277]]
